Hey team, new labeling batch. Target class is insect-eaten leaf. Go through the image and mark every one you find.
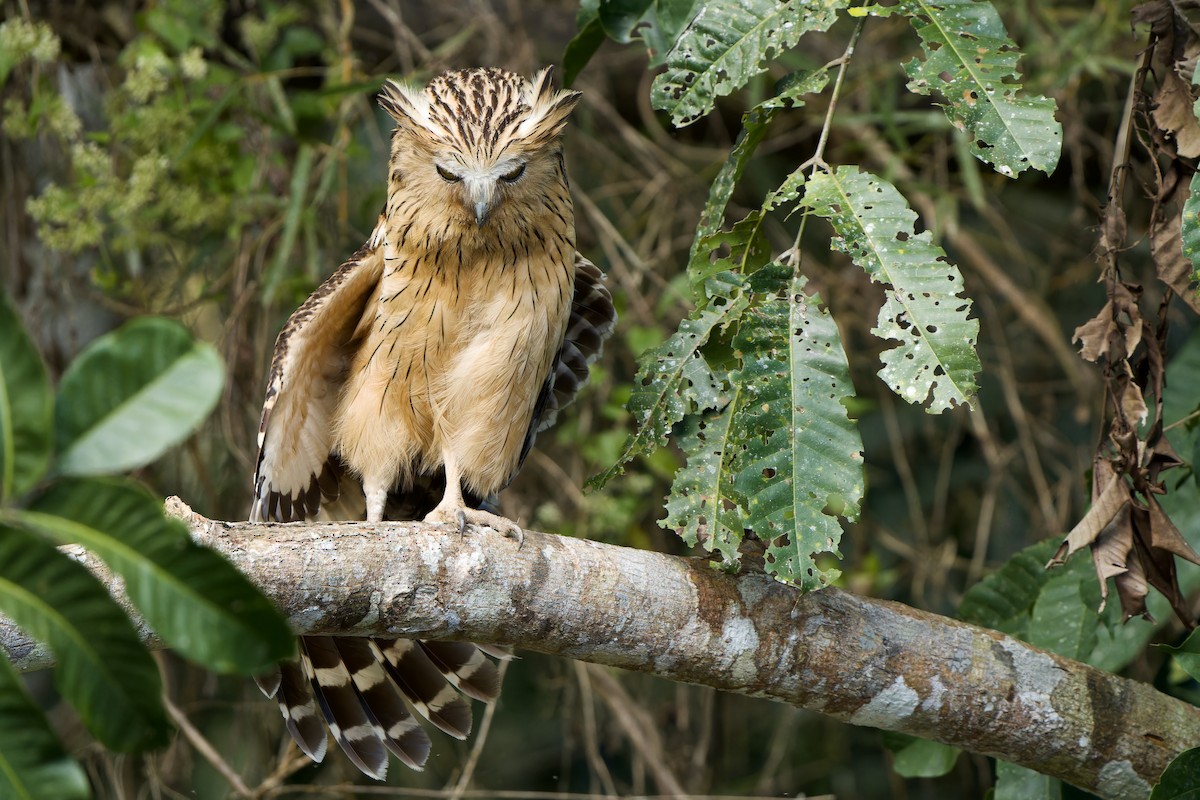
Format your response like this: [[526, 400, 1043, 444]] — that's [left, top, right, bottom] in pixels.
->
[[800, 167, 980, 412], [730, 271, 862, 588], [588, 274, 748, 489], [1177, 172, 1200, 313], [651, 0, 845, 127], [881, 0, 1061, 176]]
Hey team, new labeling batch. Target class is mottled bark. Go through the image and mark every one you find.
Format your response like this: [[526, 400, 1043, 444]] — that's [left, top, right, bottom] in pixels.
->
[[3, 499, 1196, 800]]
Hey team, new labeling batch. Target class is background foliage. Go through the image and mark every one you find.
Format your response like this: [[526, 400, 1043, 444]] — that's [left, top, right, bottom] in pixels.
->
[[2, 0, 1199, 798]]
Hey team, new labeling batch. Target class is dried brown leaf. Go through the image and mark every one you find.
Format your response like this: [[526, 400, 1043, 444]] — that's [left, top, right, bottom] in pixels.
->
[[1132, 0, 1174, 36], [1114, 372, 1149, 427], [1145, 424, 1186, 486], [1150, 211, 1200, 314], [1091, 504, 1133, 613], [1131, 505, 1194, 624], [1153, 71, 1200, 158], [1114, 535, 1151, 622], [1048, 471, 1130, 566], [1072, 302, 1115, 362], [1099, 205, 1128, 254], [1072, 284, 1145, 363], [1148, 495, 1200, 565]]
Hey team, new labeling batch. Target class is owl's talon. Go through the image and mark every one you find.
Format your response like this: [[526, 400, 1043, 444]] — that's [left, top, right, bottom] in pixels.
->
[[424, 505, 523, 543]]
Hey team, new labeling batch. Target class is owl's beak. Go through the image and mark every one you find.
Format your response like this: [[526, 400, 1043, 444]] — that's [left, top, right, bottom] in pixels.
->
[[466, 177, 497, 227]]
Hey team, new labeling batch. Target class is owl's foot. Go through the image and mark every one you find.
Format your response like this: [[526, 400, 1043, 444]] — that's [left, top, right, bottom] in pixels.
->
[[424, 505, 524, 547]]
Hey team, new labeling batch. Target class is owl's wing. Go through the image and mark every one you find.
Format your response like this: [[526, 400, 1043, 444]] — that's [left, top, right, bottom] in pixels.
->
[[539, 253, 617, 433], [249, 244, 383, 524]]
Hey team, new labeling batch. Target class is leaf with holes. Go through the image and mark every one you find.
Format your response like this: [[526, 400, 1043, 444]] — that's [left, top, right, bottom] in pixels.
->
[[801, 167, 980, 412], [651, 0, 846, 127], [687, 212, 771, 295], [879, 0, 1061, 176], [663, 403, 743, 566], [589, 273, 748, 488], [726, 268, 863, 589]]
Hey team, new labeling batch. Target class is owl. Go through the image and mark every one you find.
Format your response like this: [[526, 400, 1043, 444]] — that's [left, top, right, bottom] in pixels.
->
[[249, 66, 616, 778]]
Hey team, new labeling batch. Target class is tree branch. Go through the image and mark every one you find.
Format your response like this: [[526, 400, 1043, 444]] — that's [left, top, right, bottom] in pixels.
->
[[3, 498, 1195, 800]]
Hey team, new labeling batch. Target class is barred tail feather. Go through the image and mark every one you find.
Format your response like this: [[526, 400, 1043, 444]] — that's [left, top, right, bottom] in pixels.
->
[[418, 641, 501, 703], [334, 637, 432, 770], [369, 638, 473, 739], [274, 660, 328, 764], [302, 636, 390, 780]]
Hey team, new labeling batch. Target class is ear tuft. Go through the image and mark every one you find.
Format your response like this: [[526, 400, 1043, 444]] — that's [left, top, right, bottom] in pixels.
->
[[378, 79, 427, 127], [518, 66, 582, 145]]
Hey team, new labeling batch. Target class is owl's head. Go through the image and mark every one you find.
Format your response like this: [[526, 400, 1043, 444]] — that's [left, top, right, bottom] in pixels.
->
[[379, 67, 581, 230]]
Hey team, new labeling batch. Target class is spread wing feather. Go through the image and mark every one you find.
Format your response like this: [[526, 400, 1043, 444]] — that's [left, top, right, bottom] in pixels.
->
[[251, 244, 384, 524]]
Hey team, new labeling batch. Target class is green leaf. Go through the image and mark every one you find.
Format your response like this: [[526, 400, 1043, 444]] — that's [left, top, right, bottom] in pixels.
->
[[0, 524, 169, 752], [0, 292, 53, 501], [958, 539, 1059, 635], [662, 405, 743, 566], [563, 16, 606, 87], [589, 273, 748, 488], [651, 0, 846, 127], [800, 167, 980, 412], [1151, 747, 1200, 799], [691, 69, 829, 258], [55, 317, 224, 476], [598, 0, 656, 42], [882, 732, 960, 778], [995, 760, 1062, 800], [728, 270, 863, 589], [24, 477, 293, 674], [687, 212, 772, 293], [1026, 574, 1098, 660], [882, 0, 1061, 176], [1159, 627, 1200, 684], [0, 654, 90, 800], [1180, 176, 1200, 319]]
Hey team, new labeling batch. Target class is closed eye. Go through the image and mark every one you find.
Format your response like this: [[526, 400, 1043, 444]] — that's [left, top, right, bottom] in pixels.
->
[[436, 165, 462, 183], [500, 162, 526, 183]]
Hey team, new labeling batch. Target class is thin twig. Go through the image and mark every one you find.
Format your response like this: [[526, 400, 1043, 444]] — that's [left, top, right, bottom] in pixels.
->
[[163, 695, 255, 799], [584, 665, 687, 798], [447, 658, 510, 800], [796, 17, 865, 178], [573, 660, 620, 797]]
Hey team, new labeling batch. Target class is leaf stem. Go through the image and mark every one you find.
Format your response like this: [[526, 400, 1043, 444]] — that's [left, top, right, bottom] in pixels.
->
[[798, 16, 865, 178], [789, 16, 866, 265]]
